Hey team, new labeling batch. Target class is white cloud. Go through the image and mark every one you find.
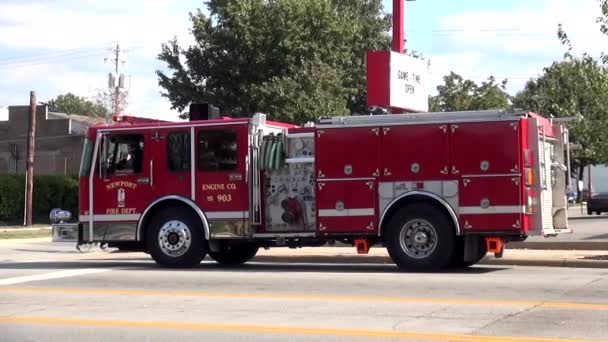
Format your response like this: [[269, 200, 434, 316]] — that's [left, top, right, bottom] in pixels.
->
[[428, 0, 606, 94], [0, 1, 196, 50], [0, 0, 200, 120]]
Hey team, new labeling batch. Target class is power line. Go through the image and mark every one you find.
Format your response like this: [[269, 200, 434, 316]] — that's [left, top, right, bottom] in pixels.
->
[[0, 51, 108, 69], [0, 41, 118, 63]]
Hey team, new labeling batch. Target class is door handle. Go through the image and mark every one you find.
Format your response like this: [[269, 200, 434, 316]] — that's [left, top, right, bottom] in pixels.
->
[[137, 177, 150, 184], [229, 173, 243, 181], [149, 160, 154, 186]]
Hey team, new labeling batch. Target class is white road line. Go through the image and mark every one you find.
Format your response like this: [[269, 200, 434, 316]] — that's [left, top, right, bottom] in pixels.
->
[[0, 269, 111, 286]]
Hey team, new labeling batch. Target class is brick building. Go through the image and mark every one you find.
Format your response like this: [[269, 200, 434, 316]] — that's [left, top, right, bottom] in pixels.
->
[[0, 105, 103, 175]]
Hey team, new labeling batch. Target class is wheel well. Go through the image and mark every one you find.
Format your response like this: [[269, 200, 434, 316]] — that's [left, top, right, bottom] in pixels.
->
[[138, 199, 208, 247], [380, 194, 459, 238]]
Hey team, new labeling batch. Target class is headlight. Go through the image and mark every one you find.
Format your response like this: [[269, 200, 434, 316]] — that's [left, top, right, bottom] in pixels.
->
[[50, 208, 71, 223]]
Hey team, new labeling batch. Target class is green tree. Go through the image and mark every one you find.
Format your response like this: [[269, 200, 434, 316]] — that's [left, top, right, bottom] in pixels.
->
[[47, 93, 108, 118], [528, 0, 608, 190], [428, 72, 510, 112], [598, 0, 608, 62], [512, 56, 608, 186], [156, 0, 391, 123]]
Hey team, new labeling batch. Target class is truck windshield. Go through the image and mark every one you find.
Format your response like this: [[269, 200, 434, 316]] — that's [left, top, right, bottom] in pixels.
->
[[79, 138, 94, 177]]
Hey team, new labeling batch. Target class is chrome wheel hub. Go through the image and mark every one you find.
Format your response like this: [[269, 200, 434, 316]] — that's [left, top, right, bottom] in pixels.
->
[[158, 220, 192, 257], [399, 219, 438, 259]]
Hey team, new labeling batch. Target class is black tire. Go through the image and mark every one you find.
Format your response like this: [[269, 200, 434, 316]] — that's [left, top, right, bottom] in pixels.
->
[[587, 209, 593, 215], [209, 243, 259, 266], [146, 207, 207, 268], [449, 236, 487, 268], [384, 203, 456, 271]]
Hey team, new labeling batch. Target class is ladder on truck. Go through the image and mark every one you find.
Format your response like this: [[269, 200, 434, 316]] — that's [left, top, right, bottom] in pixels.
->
[[317, 109, 530, 127]]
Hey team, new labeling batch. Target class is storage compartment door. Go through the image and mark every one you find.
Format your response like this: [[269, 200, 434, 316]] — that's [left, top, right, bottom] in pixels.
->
[[381, 124, 449, 180], [459, 176, 523, 232], [451, 122, 520, 176], [317, 179, 376, 234], [316, 127, 380, 179]]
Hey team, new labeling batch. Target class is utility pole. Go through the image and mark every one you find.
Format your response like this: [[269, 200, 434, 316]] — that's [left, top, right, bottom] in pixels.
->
[[105, 43, 127, 117], [24, 91, 36, 226], [113, 44, 120, 116]]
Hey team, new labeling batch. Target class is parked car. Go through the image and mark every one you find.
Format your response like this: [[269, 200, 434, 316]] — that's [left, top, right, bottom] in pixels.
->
[[587, 192, 608, 215], [567, 191, 576, 204]]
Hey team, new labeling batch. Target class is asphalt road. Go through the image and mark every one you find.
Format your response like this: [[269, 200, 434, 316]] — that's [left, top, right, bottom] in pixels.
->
[[1, 239, 608, 341]]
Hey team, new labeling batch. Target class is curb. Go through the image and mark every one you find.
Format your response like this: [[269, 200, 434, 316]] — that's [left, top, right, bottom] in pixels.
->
[[508, 241, 608, 250], [480, 257, 608, 269], [568, 216, 607, 220], [0, 227, 51, 233], [0, 237, 52, 245]]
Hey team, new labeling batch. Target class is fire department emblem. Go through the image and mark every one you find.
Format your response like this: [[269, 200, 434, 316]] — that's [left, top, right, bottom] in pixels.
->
[[117, 188, 126, 208]]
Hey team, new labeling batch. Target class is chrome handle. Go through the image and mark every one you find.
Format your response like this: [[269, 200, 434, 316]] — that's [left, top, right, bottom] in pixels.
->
[[149, 160, 154, 186]]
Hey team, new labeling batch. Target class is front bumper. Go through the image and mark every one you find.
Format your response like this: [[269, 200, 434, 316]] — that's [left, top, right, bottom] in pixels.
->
[[51, 222, 80, 242]]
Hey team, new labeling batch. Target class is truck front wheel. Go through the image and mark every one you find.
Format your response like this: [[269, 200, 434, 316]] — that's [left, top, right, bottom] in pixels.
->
[[146, 207, 207, 268], [384, 203, 455, 271], [209, 243, 259, 266]]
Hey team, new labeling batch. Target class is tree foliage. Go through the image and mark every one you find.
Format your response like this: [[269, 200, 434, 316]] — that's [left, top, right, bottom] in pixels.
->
[[156, 0, 391, 123], [512, 57, 608, 174], [530, 0, 608, 181], [47, 93, 108, 118], [428, 72, 510, 112], [598, 0, 608, 62]]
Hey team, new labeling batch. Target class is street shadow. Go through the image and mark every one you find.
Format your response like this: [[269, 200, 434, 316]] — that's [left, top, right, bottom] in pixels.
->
[[13, 249, 87, 254], [582, 255, 608, 260], [0, 258, 508, 274]]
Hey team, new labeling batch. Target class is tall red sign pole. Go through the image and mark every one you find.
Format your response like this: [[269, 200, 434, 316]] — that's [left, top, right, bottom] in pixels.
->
[[368, 0, 426, 113], [390, 0, 405, 113], [392, 0, 405, 53]]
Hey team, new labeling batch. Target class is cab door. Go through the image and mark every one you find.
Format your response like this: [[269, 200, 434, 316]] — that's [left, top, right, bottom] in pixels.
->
[[194, 124, 249, 235], [90, 131, 153, 238], [150, 128, 192, 200]]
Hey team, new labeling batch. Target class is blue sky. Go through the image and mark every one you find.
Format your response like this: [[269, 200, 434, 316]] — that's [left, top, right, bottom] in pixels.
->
[[0, 0, 605, 120]]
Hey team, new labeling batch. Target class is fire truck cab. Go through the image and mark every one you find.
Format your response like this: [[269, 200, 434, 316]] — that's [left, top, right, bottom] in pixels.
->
[[50, 105, 571, 270]]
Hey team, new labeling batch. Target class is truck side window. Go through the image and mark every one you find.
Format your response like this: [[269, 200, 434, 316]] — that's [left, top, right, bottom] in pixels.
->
[[167, 132, 191, 172], [103, 134, 144, 175], [198, 130, 237, 172]]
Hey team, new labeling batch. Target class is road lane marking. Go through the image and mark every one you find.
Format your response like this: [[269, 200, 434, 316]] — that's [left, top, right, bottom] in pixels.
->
[[1, 286, 607, 311], [0, 269, 111, 286], [0, 316, 602, 342]]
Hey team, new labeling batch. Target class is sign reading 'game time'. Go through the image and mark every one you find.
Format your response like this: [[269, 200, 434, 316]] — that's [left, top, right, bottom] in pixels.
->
[[366, 51, 429, 112]]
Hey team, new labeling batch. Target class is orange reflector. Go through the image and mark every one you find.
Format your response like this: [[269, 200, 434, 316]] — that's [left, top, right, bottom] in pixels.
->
[[354, 239, 370, 254], [485, 237, 504, 258], [525, 167, 534, 186]]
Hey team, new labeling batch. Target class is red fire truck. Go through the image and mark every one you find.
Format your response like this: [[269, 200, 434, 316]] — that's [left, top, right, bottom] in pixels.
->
[[50, 104, 571, 270]]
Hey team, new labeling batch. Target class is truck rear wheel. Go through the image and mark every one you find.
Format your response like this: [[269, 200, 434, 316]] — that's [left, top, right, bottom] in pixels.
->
[[209, 243, 259, 266], [384, 203, 455, 271], [146, 207, 206, 268]]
